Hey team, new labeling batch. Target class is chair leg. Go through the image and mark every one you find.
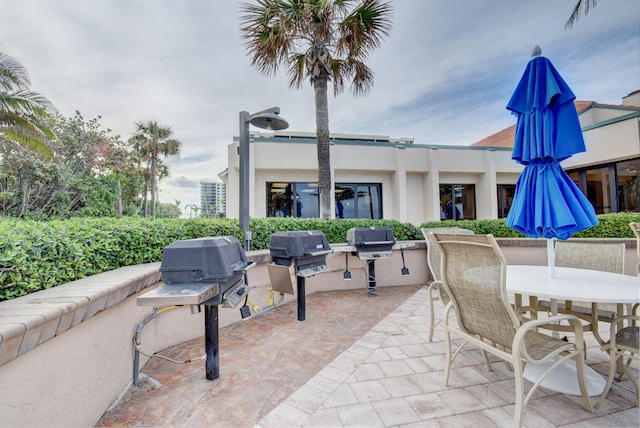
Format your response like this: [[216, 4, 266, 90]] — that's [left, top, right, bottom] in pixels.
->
[[595, 348, 618, 409], [574, 353, 594, 413], [512, 357, 525, 428], [619, 355, 640, 407], [428, 283, 437, 342], [444, 328, 452, 386]]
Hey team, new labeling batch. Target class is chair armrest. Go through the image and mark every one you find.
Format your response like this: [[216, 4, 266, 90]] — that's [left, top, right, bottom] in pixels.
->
[[514, 314, 586, 359], [609, 314, 640, 336]]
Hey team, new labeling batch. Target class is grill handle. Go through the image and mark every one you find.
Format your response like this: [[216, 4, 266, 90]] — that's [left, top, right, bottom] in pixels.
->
[[356, 240, 395, 246], [233, 261, 257, 275], [304, 249, 333, 257]]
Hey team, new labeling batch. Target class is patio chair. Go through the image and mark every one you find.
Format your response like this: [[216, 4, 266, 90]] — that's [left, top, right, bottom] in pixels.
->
[[433, 233, 592, 427], [630, 222, 640, 277], [422, 227, 474, 342], [595, 313, 639, 409], [536, 241, 626, 345]]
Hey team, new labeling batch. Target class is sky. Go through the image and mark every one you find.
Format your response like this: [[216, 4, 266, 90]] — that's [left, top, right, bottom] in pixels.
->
[[1, 0, 639, 215]]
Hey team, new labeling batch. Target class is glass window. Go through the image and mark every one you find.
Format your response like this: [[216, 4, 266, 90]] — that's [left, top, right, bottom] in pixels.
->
[[266, 182, 318, 218], [439, 184, 476, 221], [335, 183, 382, 219], [567, 157, 640, 214], [616, 159, 640, 212], [583, 167, 613, 214], [497, 185, 516, 218]]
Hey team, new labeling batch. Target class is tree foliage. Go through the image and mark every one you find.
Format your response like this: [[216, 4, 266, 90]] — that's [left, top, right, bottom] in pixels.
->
[[240, 0, 392, 219], [0, 52, 56, 157], [129, 121, 182, 218], [0, 111, 145, 217]]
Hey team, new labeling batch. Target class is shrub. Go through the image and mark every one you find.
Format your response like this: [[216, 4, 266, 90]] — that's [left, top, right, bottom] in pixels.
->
[[1, 213, 638, 300]]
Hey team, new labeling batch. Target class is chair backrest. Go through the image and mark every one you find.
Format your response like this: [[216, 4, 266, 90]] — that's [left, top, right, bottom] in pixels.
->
[[555, 241, 625, 274], [630, 223, 640, 276], [433, 233, 518, 348], [422, 227, 474, 283]]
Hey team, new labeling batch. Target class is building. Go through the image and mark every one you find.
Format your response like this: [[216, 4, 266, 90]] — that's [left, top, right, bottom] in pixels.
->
[[200, 179, 226, 218], [219, 92, 639, 225], [475, 90, 640, 215]]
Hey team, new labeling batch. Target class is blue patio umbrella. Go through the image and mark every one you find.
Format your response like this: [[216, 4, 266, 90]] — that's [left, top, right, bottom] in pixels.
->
[[505, 47, 598, 271], [505, 49, 604, 397]]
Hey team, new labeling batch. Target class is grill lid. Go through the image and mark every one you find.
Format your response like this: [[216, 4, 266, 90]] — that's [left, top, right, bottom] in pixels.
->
[[269, 230, 331, 259], [346, 227, 395, 247], [160, 236, 249, 285]]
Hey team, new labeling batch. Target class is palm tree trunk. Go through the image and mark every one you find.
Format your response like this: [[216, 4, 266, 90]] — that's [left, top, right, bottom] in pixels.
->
[[150, 155, 157, 218], [116, 178, 122, 216], [314, 77, 332, 219]]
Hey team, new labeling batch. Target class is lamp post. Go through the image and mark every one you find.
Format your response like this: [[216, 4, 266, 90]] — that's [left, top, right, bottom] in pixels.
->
[[239, 106, 289, 250]]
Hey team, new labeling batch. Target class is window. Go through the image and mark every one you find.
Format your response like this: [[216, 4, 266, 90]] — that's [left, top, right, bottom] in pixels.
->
[[267, 181, 382, 219], [266, 182, 319, 218], [497, 185, 516, 218], [616, 159, 639, 212], [567, 157, 639, 214], [335, 183, 382, 219], [439, 184, 476, 220]]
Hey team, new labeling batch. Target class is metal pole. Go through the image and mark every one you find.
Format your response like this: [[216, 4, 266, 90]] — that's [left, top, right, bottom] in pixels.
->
[[239, 111, 251, 250], [204, 304, 219, 380], [297, 276, 306, 321]]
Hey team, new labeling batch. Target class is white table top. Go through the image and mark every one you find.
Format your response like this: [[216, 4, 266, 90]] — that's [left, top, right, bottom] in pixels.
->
[[506, 265, 640, 304]]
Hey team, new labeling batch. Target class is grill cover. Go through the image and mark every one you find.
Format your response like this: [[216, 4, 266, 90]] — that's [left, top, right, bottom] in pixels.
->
[[160, 236, 248, 285], [269, 230, 331, 269], [346, 227, 395, 250]]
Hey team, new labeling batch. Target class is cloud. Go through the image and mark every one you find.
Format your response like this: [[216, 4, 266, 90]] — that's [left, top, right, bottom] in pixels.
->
[[1, 0, 638, 214]]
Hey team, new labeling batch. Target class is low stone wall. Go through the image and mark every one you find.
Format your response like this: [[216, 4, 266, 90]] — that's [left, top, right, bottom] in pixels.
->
[[0, 238, 635, 426]]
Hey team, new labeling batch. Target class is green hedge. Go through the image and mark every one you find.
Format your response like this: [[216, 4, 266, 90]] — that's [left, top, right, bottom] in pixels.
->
[[1, 212, 639, 300]]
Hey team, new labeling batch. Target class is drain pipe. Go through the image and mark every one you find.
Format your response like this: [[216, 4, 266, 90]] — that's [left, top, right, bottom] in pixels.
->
[[134, 306, 192, 385], [133, 309, 161, 386]]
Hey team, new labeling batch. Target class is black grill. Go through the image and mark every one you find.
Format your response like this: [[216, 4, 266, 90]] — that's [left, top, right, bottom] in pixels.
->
[[159, 236, 250, 306], [346, 227, 395, 260], [343, 227, 410, 296], [269, 230, 332, 276], [137, 236, 254, 381], [269, 230, 332, 320]]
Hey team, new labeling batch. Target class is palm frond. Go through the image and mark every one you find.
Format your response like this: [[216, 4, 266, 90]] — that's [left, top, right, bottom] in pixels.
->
[[0, 128, 53, 157], [565, 0, 598, 29], [0, 52, 32, 91]]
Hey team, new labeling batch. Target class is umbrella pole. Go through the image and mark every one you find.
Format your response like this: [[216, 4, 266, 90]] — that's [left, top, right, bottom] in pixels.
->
[[547, 238, 556, 278], [547, 238, 560, 337]]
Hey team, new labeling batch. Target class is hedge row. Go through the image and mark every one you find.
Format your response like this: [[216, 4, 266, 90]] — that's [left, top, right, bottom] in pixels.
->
[[1, 212, 639, 300]]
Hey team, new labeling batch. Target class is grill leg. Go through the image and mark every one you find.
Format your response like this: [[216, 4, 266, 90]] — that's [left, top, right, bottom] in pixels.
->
[[368, 260, 377, 296], [297, 276, 306, 321], [204, 304, 219, 380]]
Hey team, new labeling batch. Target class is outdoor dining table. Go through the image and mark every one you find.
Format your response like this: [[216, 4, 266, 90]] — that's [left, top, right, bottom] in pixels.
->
[[506, 264, 640, 396]]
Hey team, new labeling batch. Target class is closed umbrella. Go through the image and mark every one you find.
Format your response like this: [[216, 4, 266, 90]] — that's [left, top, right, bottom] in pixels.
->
[[505, 46, 602, 396], [505, 46, 598, 274]]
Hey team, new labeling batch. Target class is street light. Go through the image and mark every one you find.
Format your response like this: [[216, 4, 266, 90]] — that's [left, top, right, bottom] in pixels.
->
[[239, 106, 289, 250]]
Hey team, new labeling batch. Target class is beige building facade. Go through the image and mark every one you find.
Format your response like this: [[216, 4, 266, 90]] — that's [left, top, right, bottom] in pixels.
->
[[220, 92, 639, 226]]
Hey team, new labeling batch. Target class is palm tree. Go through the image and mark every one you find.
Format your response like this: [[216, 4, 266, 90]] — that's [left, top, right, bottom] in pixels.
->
[[240, 0, 392, 219], [0, 52, 56, 157], [129, 121, 181, 218], [565, 0, 598, 29]]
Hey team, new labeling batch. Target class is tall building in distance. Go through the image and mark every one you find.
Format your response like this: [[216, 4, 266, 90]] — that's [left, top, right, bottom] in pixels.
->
[[200, 179, 226, 218]]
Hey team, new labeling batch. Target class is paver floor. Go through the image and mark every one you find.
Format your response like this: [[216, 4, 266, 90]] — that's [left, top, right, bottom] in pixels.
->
[[97, 285, 639, 427]]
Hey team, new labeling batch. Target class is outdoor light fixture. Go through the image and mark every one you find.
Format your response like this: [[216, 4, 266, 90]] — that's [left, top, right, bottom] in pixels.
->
[[239, 106, 289, 250]]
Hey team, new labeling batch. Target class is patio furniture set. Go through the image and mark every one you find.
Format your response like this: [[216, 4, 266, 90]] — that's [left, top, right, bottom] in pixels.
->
[[422, 224, 640, 427]]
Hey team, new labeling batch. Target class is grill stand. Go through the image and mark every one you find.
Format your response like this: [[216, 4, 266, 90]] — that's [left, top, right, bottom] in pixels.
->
[[205, 304, 219, 380], [297, 277, 306, 321], [333, 242, 415, 296], [367, 261, 377, 296]]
